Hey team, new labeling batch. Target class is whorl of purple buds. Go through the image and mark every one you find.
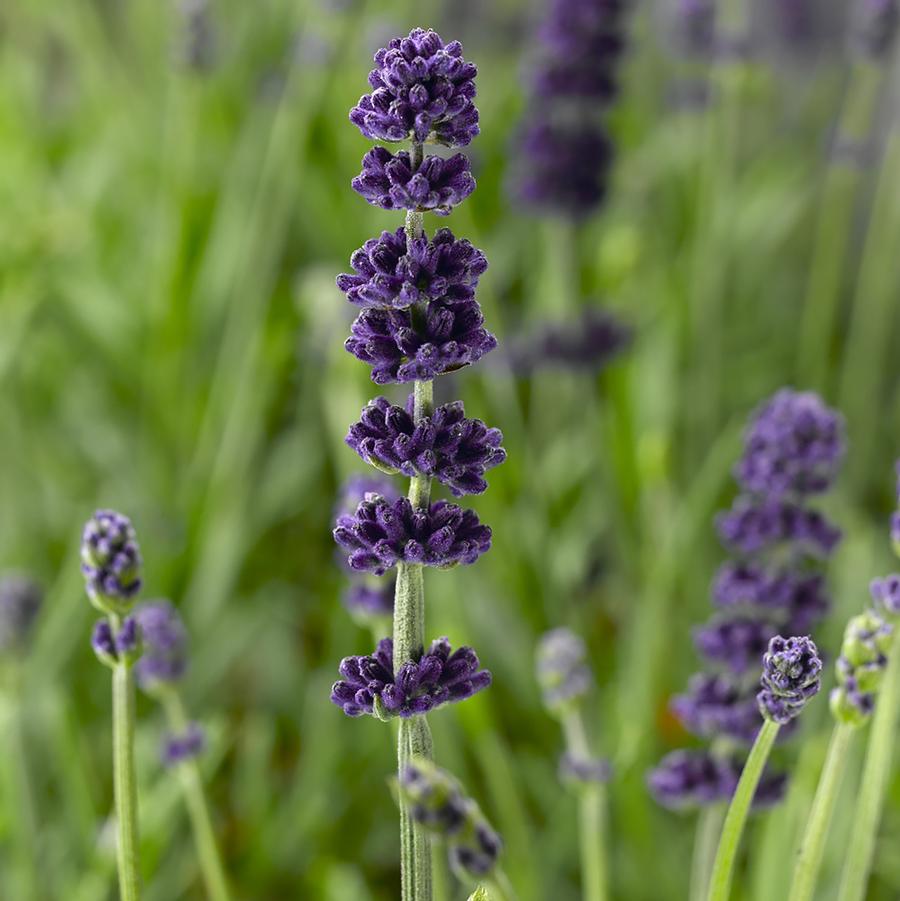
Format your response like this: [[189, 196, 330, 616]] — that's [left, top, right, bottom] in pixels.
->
[[757, 635, 822, 725], [345, 298, 497, 384], [81, 510, 143, 610], [0, 575, 42, 653], [870, 575, 900, 619], [342, 582, 395, 619], [671, 673, 766, 744], [559, 752, 612, 785], [831, 610, 894, 725], [334, 495, 491, 575], [736, 389, 845, 498], [536, 627, 593, 710], [350, 28, 479, 147], [91, 615, 140, 667], [352, 148, 475, 215], [330, 636, 491, 718], [449, 819, 503, 880], [161, 723, 206, 767], [337, 227, 487, 309], [855, 0, 899, 58], [133, 600, 189, 690], [693, 616, 777, 675], [346, 396, 506, 496]]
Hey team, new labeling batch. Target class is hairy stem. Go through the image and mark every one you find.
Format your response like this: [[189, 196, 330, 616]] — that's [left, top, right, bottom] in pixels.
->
[[789, 722, 855, 901], [707, 719, 780, 901], [691, 804, 725, 901], [161, 689, 232, 901], [111, 615, 142, 901], [395, 147, 434, 899], [837, 644, 900, 901]]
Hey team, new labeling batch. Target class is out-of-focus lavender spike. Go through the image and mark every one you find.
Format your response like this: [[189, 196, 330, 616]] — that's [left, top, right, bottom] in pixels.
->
[[0, 574, 42, 654]]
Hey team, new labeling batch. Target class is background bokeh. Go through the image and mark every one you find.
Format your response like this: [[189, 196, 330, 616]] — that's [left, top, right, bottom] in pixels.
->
[[2, 0, 900, 898]]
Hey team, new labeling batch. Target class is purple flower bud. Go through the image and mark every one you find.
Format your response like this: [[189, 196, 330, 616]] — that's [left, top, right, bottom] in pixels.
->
[[161, 722, 206, 767], [535, 627, 592, 710], [350, 28, 479, 147], [757, 635, 822, 724], [342, 581, 395, 619], [346, 397, 506, 496], [0, 574, 42, 653], [337, 227, 487, 310], [870, 574, 900, 618], [736, 389, 845, 497], [647, 750, 734, 810], [345, 298, 497, 384], [334, 495, 491, 575], [92, 620, 118, 666], [115, 615, 141, 657], [559, 752, 612, 785], [449, 817, 503, 880], [336, 475, 400, 519], [399, 759, 470, 834], [352, 148, 476, 216], [133, 600, 189, 691], [330, 636, 491, 718], [672, 673, 764, 745], [81, 510, 143, 611], [693, 616, 776, 674]]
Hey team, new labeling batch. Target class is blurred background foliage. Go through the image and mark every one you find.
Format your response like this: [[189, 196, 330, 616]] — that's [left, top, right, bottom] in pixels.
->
[[1, 0, 900, 898]]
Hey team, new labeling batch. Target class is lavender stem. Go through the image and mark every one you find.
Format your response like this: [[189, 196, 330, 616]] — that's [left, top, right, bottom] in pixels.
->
[[690, 804, 725, 901]]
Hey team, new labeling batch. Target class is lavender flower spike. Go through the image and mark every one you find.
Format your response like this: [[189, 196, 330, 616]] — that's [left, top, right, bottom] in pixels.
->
[[162, 723, 206, 767], [350, 28, 479, 146], [81, 509, 143, 613], [333, 495, 491, 574], [535, 627, 592, 711], [133, 600, 189, 692], [331, 636, 491, 719], [0, 574, 42, 653], [757, 635, 822, 725], [346, 396, 506, 496]]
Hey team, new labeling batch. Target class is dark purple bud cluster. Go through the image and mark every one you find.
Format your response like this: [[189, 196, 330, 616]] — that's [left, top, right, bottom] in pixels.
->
[[337, 227, 487, 309], [331, 637, 491, 718], [161, 723, 206, 767], [350, 28, 479, 147], [535, 627, 593, 711], [651, 389, 844, 810], [352, 149, 476, 216], [334, 494, 491, 575], [398, 758, 503, 880], [757, 636, 822, 725], [346, 396, 505, 496], [81, 510, 143, 611], [0, 574, 42, 653], [91, 616, 141, 668], [133, 600, 189, 691], [513, 0, 628, 219]]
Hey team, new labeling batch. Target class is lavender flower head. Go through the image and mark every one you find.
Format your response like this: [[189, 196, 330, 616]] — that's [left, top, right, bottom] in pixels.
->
[[334, 495, 491, 575], [133, 600, 189, 692], [831, 611, 894, 725], [91, 615, 141, 668], [736, 389, 845, 497], [350, 28, 479, 146], [536, 627, 592, 711], [81, 510, 143, 612], [346, 396, 506, 496], [648, 749, 735, 810], [162, 723, 206, 767], [331, 636, 491, 719], [757, 635, 822, 724], [0, 574, 42, 653]]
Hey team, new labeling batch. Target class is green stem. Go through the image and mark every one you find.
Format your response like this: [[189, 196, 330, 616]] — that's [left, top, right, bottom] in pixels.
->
[[691, 804, 725, 901], [788, 722, 855, 901], [485, 869, 518, 901], [562, 709, 608, 901], [837, 644, 900, 901], [707, 719, 780, 901], [161, 690, 232, 901], [111, 617, 142, 901]]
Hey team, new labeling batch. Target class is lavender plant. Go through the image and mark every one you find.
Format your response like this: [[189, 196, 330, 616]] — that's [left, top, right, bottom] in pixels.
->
[[648, 389, 844, 898], [536, 629, 611, 901], [332, 28, 505, 899], [134, 600, 231, 901], [706, 635, 823, 901], [82, 510, 144, 901]]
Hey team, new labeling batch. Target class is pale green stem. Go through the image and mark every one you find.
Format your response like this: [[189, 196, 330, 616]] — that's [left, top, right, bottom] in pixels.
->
[[160, 689, 232, 901], [485, 869, 518, 901], [110, 614, 142, 901], [562, 709, 608, 901], [691, 804, 725, 901], [837, 644, 900, 901], [707, 719, 780, 901], [395, 144, 434, 900], [788, 722, 855, 901]]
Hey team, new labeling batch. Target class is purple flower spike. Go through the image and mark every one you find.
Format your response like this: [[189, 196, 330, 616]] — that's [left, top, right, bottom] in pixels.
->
[[350, 28, 479, 147], [345, 298, 497, 384], [672, 673, 764, 745], [736, 389, 845, 497], [162, 722, 206, 767], [870, 574, 900, 618], [133, 600, 189, 691], [693, 616, 776, 675], [81, 510, 143, 610], [352, 148, 476, 215], [757, 635, 822, 724], [647, 750, 734, 810], [115, 616, 141, 656], [346, 397, 505, 496], [342, 582, 395, 619], [337, 227, 487, 310], [92, 620, 117, 666], [0, 574, 42, 653], [330, 636, 491, 718]]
